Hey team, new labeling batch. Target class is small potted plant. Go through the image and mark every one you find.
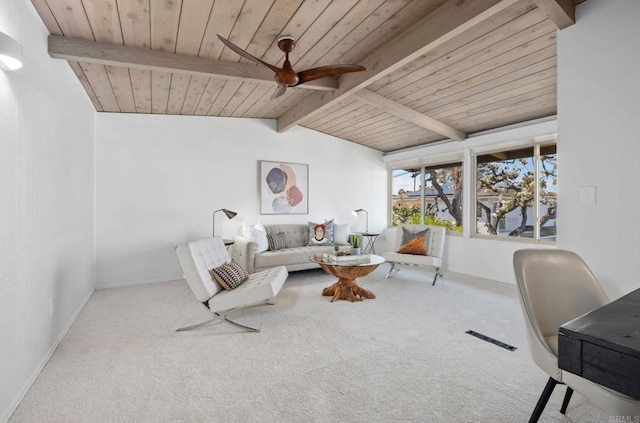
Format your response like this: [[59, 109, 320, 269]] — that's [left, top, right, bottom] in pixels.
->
[[349, 233, 362, 255]]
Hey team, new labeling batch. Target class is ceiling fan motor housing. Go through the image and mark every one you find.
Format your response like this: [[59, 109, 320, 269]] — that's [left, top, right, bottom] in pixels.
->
[[277, 36, 296, 53]]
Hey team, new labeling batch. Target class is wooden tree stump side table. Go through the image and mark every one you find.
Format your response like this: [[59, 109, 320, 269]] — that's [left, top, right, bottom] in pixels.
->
[[311, 255, 385, 302]]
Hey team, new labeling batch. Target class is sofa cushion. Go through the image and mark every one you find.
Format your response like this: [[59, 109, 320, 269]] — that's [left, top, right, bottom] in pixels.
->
[[210, 259, 249, 290], [267, 232, 288, 251], [265, 224, 308, 248], [307, 219, 334, 246], [255, 245, 333, 270]]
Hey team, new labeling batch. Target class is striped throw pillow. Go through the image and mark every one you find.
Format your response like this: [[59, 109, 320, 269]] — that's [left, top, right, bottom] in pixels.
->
[[267, 232, 288, 251], [210, 260, 249, 290]]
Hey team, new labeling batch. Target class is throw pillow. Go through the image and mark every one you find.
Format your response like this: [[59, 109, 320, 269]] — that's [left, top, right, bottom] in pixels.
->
[[398, 235, 428, 255], [267, 232, 288, 251], [333, 222, 350, 245], [242, 222, 268, 253], [210, 260, 249, 291], [398, 227, 430, 255], [307, 219, 334, 246]]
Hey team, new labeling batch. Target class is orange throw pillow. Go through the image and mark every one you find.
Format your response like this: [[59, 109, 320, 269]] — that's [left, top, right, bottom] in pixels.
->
[[398, 235, 428, 255]]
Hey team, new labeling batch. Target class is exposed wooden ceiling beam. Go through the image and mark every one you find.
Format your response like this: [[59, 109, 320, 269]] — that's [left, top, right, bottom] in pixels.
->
[[47, 35, 338, 91], [276, 0, 520, 133], [532, 0, 575, 29], [354, 89, 467, 141]]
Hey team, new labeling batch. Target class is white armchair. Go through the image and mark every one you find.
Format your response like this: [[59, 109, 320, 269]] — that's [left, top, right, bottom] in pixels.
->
[[175, 236, 288, 333], [382, 224, 446, 285]]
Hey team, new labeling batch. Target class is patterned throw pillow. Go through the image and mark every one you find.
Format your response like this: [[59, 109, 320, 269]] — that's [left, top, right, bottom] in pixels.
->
[[307, 219, 334, 246], [210, 260, 249, 290], [397, 227, 430, 255], [267, 232, 288, 251]]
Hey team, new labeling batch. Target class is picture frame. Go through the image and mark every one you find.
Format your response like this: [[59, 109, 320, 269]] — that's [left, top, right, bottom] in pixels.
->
[[259, 160, 308, 214]]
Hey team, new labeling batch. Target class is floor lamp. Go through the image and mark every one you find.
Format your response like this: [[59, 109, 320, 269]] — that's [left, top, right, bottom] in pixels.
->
[[212, 208, 237, 237]]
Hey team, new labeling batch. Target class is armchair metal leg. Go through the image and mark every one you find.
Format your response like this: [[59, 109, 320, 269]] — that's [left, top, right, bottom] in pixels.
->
[[529, 377, 559, 423], [432, 267, 442, 286], [386, 262, 398, 278], [217, 312, 260, 333], [175, 318, 217, 332], [560, 386, 573, 414], [176, 300, 275, 333]]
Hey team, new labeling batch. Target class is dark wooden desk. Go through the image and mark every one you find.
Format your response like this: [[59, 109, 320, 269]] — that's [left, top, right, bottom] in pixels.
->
[[558, 288, 640, 399]]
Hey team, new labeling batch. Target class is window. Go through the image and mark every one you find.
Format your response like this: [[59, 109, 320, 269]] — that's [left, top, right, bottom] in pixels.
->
[[391, 163, 463, 232], [391, 168, 421, 226], [475, 144, 557, 241]]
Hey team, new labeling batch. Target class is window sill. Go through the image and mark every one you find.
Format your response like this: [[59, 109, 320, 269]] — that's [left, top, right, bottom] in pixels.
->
[[471, 233, 556, 245]]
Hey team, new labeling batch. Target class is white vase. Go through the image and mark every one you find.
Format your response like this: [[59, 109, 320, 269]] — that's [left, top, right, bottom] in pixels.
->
[[350, 247, 361, 255]]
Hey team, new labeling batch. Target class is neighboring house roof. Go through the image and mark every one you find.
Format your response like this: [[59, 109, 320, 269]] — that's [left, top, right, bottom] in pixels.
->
[[402, 183, 457, 198]]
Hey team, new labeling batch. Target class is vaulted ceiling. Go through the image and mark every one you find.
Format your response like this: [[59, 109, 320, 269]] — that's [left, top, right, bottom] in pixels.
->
[[31, 0, 582, 153]]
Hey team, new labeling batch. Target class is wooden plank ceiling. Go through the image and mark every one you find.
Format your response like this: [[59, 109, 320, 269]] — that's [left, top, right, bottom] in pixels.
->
[[31, 0, 582, 153]]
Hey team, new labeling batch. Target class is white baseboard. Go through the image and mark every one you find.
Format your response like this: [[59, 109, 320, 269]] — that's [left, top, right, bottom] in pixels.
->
[[96, 276, 183, 290], [2, 288, 94, 423]]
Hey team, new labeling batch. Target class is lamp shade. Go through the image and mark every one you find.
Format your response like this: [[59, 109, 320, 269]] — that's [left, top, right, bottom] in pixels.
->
[[220, 208, 237, 219], [0, 32, 23, 71], [351, 208, 368, 232]]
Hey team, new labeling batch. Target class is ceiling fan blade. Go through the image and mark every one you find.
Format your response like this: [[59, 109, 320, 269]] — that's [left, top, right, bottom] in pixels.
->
[[217, 35, 282, 74], [272, 85, 287, 99], [295, 65, 366, 86]]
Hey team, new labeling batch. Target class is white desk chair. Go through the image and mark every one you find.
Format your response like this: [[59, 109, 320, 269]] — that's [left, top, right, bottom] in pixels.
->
[[513, 249, 640, 422]]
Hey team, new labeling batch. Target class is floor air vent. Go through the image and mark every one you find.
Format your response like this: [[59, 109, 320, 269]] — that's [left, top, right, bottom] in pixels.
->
[[466, 330, 517, 351]]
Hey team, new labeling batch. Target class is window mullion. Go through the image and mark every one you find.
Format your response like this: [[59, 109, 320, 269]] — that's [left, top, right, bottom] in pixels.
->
[[420, 167, 425, 224], [464, 148, 473, 238], [533, 144, 541, 241]]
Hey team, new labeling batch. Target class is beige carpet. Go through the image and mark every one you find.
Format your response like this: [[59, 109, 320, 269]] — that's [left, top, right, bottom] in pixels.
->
[[9, 266, 609, 422]]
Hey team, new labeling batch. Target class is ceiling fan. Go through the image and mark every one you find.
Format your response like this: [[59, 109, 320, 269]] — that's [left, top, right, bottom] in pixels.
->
[[217, 34, 366, 99]]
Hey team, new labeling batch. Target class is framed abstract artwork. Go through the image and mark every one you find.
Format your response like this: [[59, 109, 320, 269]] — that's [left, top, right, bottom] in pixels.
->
[[259, 160, 308, 214]]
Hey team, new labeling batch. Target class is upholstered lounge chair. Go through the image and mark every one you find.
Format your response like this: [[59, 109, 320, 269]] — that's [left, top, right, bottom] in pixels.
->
[[175, 236, 288, 333], [382, 224, 446, 285]]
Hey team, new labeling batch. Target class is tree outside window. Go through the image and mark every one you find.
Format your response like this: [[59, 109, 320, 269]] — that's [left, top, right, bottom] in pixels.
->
[[391, 164, 463, 232], [475, 144, 557, 240]]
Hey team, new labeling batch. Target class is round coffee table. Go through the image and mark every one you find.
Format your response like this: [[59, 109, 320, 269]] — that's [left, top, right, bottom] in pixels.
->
[[310, 254, 385, 302]]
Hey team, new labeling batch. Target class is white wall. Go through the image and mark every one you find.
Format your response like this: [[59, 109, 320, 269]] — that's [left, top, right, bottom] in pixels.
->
[[95, 114, 387, 288], [557, 0, 640, 298], [0, 1, 96, 421], [383, 119, 557, 284]]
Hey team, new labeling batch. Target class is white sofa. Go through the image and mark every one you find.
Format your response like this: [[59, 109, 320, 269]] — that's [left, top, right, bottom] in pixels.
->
[[381, 224, 446, 285], [232, 224, 346, 274]]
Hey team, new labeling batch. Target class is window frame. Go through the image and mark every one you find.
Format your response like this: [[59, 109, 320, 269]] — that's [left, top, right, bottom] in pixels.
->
[[386, 131, 557, 244], [389, 160, 464, 235], [472, 142, 557, 244]]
